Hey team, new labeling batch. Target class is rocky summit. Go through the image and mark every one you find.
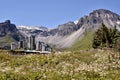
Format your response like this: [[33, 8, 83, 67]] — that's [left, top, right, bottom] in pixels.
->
[[0, 20, 18, 37]]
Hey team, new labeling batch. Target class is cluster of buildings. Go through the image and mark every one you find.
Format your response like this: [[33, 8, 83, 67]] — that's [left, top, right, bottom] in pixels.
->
[[11, 35, 52, 52]]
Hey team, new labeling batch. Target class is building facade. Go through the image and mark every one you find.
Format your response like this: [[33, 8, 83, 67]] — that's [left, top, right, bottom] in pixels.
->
[[27, 35, 36, 50], [11, 35, 52, 52]]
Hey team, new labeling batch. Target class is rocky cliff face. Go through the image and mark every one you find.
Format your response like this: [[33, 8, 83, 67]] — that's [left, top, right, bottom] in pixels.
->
[[57, 21, 79, 36], [77, 9, 120, 30], [0, 20, 18, 37], [17, 9, 120, 49], [0, 20, 24, 49]]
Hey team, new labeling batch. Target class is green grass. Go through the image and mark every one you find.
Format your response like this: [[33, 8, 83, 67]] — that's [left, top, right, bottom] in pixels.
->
[[0, 32, 20, 48], [0, 32, 15, 46], [68, 31, 95, 51], [0, 49, 119, 80]]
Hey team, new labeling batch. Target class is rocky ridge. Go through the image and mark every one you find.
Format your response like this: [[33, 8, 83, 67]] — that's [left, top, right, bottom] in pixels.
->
[[17, 9, 120, 49]]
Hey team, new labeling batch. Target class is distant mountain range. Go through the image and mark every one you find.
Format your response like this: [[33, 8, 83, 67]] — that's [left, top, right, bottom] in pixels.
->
[[0, 9, 120, 49], [17, 9, 120, 49]]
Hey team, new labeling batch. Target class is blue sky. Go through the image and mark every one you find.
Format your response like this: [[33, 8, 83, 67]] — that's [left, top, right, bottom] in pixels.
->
[[0, 0, 119, 28]]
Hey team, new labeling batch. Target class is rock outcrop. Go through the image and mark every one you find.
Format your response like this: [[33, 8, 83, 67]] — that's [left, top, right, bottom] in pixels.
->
[[0, 20, 24, 49], [0, 20, 18, 37]]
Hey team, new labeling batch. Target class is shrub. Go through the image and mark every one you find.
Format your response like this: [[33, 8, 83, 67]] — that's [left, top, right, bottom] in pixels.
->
[[93, 23, 120, 49]]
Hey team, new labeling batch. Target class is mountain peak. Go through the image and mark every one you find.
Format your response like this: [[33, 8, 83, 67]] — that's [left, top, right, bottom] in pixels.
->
[[93, 9, 113, 13], [90, 9, 120, 17], [5, 20, 11, 24]]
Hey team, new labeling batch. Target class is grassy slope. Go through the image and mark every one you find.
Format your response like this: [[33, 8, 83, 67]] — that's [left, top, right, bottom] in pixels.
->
[[0, 50, 119, 79], [68, 31, 94, 51], [0, 32, 16, 46], [0, 35, 14, 42]]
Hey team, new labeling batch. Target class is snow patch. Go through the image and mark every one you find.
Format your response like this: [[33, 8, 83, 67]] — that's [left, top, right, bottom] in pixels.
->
[[116, 21, 120, 25], [17, 26, 48, 31], [17, 26, 39, 30], [74, 20, 79, 24]]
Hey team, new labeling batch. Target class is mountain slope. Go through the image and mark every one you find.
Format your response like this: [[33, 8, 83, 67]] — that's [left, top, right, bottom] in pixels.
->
[[17, 9, 120, 49], [68, 31, 94, 51], [0, 20, 24, 49]]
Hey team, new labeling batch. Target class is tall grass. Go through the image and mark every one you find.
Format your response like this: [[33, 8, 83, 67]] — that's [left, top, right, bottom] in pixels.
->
[[0, 49, 119, 80]]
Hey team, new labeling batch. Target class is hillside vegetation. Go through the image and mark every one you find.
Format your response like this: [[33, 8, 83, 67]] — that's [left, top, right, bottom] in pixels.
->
[[69, 23, 120, 52], [68, 31, 94, 51], [0, 50, 120, 80], [93, 23, 120, 50]]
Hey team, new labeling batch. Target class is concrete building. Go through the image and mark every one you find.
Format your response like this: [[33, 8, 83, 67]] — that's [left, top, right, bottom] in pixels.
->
[[24, 36, 29, 49], [11, 42, 17, 50], [45, 45, 52, 52], [36, 41, 41, 51], [36, 41, 52, 51], [42, 43, 46, 51], [11, 35, 52, 52], [27, 36, 30, 50], [27, 35, 36, 50], [19, 40, 24, 49], [36, 41, 46, 51]]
